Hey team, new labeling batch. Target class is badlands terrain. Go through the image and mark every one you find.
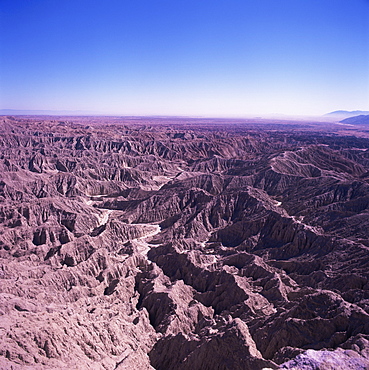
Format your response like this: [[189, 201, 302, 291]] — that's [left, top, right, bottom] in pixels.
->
[[1, 115, 369, 369]]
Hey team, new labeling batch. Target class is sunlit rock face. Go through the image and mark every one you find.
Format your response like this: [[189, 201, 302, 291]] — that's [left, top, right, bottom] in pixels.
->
[[1, 116, 369, 369]]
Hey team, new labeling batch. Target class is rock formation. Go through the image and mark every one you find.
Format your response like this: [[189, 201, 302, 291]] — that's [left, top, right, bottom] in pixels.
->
[[1, 116, 369, 369]]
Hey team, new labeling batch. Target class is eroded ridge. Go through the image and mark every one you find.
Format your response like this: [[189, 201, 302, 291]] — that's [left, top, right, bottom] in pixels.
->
[[1, 116, 369, 369]]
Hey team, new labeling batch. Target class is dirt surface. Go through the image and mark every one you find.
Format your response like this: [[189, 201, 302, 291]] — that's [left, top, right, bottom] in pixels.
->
[[1, 116, 369, 369]]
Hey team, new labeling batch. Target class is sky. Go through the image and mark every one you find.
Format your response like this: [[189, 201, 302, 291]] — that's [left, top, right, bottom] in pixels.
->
[[0, 0, 368, 117]]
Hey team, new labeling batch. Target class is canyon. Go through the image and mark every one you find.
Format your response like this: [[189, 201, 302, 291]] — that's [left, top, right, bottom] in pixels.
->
[[1, 115, 369, 369]]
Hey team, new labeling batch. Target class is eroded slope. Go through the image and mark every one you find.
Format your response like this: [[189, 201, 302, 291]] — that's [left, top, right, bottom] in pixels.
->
[[1, 117, 369, 369]]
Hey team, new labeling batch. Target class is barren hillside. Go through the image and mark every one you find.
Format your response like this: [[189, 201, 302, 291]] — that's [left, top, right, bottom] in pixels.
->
[[1, 116, 369, 369]]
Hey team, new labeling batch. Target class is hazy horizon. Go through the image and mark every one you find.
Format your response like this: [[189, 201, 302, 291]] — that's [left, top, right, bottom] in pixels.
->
[[0, 108, 348, 119], [1, 1, 368, 117]]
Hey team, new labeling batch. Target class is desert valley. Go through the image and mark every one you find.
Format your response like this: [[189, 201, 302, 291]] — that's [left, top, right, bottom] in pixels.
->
[[1, 115, 369, 369]]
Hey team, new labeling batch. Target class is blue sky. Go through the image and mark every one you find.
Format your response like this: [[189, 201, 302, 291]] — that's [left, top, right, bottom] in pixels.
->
[[0, 0, 368, 117]]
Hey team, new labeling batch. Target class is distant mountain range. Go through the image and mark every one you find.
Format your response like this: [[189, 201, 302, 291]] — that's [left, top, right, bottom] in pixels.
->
[[340, 115, 369, 125], [325, 110, 369, 119]]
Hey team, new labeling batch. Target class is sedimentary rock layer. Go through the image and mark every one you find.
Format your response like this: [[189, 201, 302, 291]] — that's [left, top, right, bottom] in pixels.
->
[[1, 116, 369, 369]]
